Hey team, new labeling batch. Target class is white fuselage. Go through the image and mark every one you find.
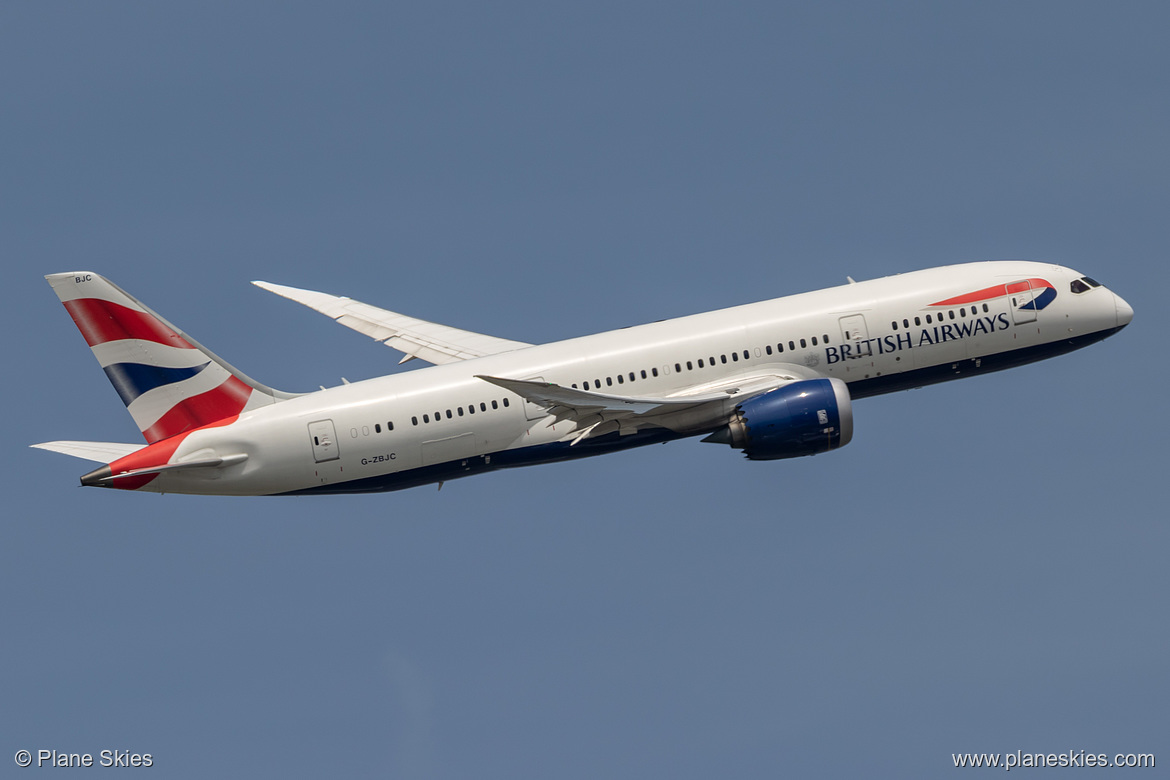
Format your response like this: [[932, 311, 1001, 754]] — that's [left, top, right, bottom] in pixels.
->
[[146, 261, 1130, 495]]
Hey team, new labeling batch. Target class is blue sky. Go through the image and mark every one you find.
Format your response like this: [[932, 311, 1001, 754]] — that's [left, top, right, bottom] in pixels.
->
[[2, 3, 1166, 777]]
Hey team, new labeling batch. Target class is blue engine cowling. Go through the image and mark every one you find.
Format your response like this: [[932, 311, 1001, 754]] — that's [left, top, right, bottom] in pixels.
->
[[704, 378, 854, 460]]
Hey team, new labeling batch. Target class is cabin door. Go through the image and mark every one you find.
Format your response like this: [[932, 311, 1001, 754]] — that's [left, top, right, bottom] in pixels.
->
[[308, 419, 340, 462], [1008, 279, 1037, 324], [521, 376, 548, 421], [838, 314, 872, 358]]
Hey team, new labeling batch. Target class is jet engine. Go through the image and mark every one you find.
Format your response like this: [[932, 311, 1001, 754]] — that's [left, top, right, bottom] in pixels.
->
[[703, 378, 853, 460]]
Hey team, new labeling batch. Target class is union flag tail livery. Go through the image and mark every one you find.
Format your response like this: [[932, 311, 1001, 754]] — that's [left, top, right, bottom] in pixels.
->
[[33, 261, 1132, 496], [44, 272, 291, 443]]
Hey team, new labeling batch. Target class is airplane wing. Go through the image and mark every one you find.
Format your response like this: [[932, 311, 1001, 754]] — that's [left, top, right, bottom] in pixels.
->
[[253, 281, 533, 365], [477, 364, 823, 444]]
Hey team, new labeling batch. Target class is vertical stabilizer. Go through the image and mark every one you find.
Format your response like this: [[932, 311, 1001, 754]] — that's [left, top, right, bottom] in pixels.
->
[[46, 272, 295, 443]]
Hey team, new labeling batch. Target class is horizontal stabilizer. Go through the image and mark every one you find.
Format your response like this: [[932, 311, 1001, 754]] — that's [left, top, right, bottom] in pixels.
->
[[31, 440, 145, 462], [254, 280, 533, 365]]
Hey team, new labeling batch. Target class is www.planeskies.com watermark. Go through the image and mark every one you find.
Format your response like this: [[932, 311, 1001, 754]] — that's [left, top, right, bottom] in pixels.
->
[[953, 750, 1154, 770]]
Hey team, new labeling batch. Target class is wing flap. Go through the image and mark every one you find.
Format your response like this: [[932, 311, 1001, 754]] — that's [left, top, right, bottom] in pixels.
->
[[476, 375, 730, 416], [476, 365, 823, 443]]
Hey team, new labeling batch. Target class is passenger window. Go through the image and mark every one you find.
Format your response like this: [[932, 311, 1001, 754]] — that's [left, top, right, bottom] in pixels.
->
[[468, 405, 475, 414], [731, 352, 739, 362], [800, 338, 807, 348], [652, 368, 659, 377], [914, 317, 920, 326], [583, 381, 590, 390], [902, 319, 909, 328], [641, 370, 647, 379], [480, 402, 487, 412], [926, 314, 932, 323], [811, 336, 817, 346], [492, 401, 498, 409], [699, 357, 706, 367], [789, 341, 795, 350], [606, 377, 613, 386], [891, 321, 898, 330], [629, 372, 635, 382], [982, 303, 989, 312], [457, 407, 464, 416], [617, 374, 624, 384], [412, 416, 419, 426], [503, 398, 510, 407], [686, 361, 693, 370], [388, 422, 394, 431], [446, 410, 452, 419], [423, 414, 430, 423], [822, 334, 829, 343], [777, 343, 784, 353], [765, 346, 772, 355], [949, 310, 955, 320], [375, 424, 382, 433], [721, 354, 728, 364], [675, 363, 682, 372]]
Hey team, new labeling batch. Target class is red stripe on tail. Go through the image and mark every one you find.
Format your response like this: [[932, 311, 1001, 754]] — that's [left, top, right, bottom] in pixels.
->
[[141, 375, 253, 443], [63, 298, 195, 349]]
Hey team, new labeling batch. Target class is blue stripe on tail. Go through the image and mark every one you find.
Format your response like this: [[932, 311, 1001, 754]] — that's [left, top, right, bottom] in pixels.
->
[[102, 361, 211, 406]]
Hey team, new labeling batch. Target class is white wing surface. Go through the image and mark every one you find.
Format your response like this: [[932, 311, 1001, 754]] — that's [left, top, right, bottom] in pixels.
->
[[477, 365, 823, 444], [254, 281, 533, 365]]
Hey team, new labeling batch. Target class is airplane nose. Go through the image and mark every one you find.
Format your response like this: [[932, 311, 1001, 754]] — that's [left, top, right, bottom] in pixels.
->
[[1114, 292, 1134, 328]]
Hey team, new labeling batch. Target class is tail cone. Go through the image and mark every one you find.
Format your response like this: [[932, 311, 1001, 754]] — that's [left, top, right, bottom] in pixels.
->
[[80, 465, 112, 487]]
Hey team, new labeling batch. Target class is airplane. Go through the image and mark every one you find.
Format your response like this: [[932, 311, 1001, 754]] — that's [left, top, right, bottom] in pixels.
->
[[32, 261, 1132, 496]]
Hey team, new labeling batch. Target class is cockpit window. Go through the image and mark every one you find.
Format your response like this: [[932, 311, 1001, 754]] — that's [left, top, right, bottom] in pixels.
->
[[1082, 276, 1102, 288], [1070, 279, 1091, 294]]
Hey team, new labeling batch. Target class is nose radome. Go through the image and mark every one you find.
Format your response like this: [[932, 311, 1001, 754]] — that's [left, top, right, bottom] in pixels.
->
[[1114, 292, 1134, 328]]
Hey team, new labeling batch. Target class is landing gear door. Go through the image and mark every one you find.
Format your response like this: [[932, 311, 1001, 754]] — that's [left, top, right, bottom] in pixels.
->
[[838, 314, 871, 358], [308, 419, 340, 462], [1008, 279, 1037, 324]]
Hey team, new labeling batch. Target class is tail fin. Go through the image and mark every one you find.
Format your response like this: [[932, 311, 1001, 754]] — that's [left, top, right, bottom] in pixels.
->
[[46, 272, 296, 443]]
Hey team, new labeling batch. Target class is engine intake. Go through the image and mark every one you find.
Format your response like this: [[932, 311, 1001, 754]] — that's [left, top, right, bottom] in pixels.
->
[[703, 378, 853, 460]]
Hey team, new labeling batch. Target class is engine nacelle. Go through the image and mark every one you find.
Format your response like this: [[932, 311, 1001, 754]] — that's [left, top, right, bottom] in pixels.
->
[[703, 378, 853, 460]]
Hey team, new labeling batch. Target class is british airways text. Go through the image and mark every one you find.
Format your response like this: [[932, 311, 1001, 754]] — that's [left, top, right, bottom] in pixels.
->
[[825, 313, 1011, 364]]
